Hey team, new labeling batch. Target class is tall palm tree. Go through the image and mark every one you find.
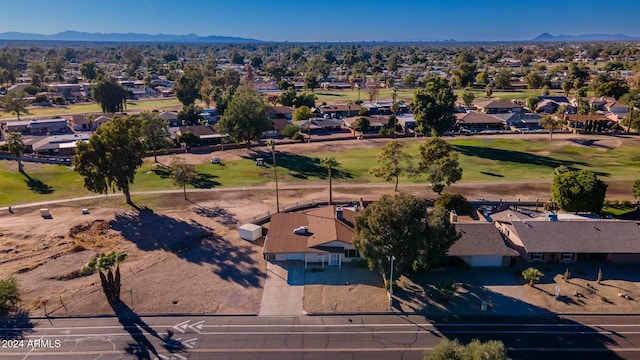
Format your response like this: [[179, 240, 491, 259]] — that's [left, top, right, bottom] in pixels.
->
[[266, 138, 280, 213], [82, 252, 128, 305], [391, 87, 399, 139], [6, 132, 25, 172], [320, 156, 339, 205]]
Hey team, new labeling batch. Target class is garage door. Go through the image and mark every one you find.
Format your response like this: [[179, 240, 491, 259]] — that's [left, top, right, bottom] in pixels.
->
[[471, 255, 503, 267]]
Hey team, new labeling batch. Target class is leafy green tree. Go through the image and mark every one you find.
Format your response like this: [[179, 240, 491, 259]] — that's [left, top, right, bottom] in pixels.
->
[[82, 252, 128, 306], [92, 76, 128, 113], [174, 64, 203, 106], [452, 62, 476, 88], [525, 71, 544, 89], [352, 117, 370, 136], [633, 179, 640, 200], [292, 105, 314, 120], [411, 77, 457, 136], [177, 104, 205, 126], [493, 68, 512, 89], [595, 81, 629, 99], [140, 111, 173, 163], [304, 73, 319, 92], [0, 90, 30, 120], [177, 132, 201, 147], [279, 88, 296, 106], [424, 338, 507, 360], [282, 124, 301, 138], [169, 156, 198, 199], [216, 84, 272, 147], [475, 71, 489, 86], [123, 47, 143, 76], [295, 92, 317, 108], [73, 115, 146, 205], [6, 131, 25, 172], [552, 170, 607, 213], [0, 276, 20, 315], [369, 140, 413, 191], [434, 193, 473, 216], [461, 90, 475, 107], [320, 156, 339, 205], [540, 115, 565, 140], [522, 267, 544, 286], [417, 138, 463, 194], [354, 194, 458, 278]]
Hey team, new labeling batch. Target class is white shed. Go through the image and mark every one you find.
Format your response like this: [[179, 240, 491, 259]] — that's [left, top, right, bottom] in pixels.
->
[[239, 223, 262, 241]]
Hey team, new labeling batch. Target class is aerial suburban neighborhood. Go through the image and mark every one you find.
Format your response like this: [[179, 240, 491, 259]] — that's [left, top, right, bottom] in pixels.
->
[[2, 3, 640, 358]]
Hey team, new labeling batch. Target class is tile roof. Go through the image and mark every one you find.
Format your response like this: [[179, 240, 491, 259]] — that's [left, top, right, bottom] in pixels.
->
[[510, 220, 640, 253], [456, 112, 504, 124], [449, 223, 519, 257]]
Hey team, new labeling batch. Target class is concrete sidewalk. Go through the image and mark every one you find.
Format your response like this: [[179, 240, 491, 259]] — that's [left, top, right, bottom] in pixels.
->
[[259, 261, 305, 316]]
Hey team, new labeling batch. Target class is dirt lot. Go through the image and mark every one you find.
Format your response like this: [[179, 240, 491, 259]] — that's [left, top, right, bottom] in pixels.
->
[[0, 195, 270, 317]]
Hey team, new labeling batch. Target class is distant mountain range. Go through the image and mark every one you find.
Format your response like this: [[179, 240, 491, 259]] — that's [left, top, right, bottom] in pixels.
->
[[0, 30, 639, 43], [532, 32, 640, 42], [0, 31, 261, 43]]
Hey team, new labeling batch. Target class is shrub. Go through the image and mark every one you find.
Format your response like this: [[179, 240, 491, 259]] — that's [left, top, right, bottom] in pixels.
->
[[522, 267, 544, 286], [411, 259, 429, 273], [291, 131, 304, 141], [282, 124, 301, 138], [34, 94, 49, 103], [424, 338, 507, 360], [563, 268, 571, 282], [23, 84, 38, 95], [436, 278, 458, 303], [622, 200, 632, 207], [0, 276, 20, 315]]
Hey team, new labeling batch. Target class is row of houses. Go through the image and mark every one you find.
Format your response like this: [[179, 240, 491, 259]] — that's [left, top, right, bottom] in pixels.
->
[[262, 204, 640, 269]]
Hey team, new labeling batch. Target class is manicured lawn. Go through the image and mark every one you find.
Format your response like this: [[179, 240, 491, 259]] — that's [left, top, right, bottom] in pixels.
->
[[2, 137, 640, 207], [0, 98, 184, 119]]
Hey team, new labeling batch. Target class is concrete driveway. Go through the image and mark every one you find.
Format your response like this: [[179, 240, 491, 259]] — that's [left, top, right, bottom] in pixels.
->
[[259, 261, 305, 316]]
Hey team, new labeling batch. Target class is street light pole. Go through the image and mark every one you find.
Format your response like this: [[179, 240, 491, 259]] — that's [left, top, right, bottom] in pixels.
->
[[389, 255, 395, 311]]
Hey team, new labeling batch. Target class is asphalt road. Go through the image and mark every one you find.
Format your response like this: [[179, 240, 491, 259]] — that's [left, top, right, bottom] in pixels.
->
[[2, 314, 640, 360]]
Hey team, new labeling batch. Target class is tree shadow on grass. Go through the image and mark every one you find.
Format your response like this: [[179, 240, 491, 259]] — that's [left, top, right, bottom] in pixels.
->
[[246, 150, 353, 180], [110, 208, 262, 287], [190, 173, 220, 189], [22, 172, 54, 194], [151, 167, 170, 179], [453, 145, 587, 170], [0, 309, 34, 340], [113, 302, 161, 360]]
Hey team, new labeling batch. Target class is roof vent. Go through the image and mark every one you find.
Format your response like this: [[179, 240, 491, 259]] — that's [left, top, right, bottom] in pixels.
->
[[293, 226, 309, 235]]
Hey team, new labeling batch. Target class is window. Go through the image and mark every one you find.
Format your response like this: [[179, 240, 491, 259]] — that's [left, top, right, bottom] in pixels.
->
[[344, 249, 359, 258], [531, 253, 543, 261], [561, 253, 574, 261]]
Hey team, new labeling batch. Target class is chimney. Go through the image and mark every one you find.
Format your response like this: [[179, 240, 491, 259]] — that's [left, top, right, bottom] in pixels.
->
[[336, 206, 343, 219], [449, 210, 458, 223]]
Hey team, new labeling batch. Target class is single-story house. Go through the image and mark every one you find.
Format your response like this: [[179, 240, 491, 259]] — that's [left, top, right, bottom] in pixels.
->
[[498, 219, 640, 264], [263, 118, 289, 137], [491, 113, 543, 131], [474, 100, 523, 114], [2, 118, 69, 135], [70, 114, 111, 131], [263, 206, 361, 268], [448, 223, 519, 267], [294, 118, 344, 134], [319, 104, 362, 118], [564, 114, 611, 131], [455, 112, 505, 131], [177, 125, 226, 145], [30, 133, 90, 155]]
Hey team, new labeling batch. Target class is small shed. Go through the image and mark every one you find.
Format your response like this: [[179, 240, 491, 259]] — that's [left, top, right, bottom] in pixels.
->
[[239, 223, 262, 241]]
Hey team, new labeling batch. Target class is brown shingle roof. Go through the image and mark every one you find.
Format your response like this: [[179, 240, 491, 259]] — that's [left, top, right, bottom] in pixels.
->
[[263, 206, 356, 255], [510, 220, 640, 253], [449, 223, 519, 257]]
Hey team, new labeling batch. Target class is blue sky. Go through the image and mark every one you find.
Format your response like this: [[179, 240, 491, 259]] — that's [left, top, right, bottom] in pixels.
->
[[1, 0, 639, 42]]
